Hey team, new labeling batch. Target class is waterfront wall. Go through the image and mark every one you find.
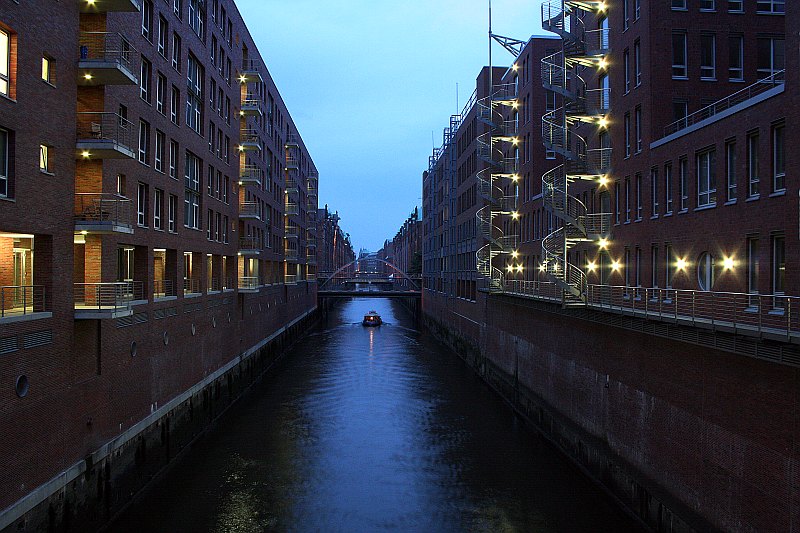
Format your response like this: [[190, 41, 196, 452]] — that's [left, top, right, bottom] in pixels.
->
[[0, 298, 317, 533], [423, 291, 800, 532]]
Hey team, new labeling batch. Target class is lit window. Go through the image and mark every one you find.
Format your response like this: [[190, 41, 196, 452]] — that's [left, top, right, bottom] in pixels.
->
[[0, 29, 10, 97], [39, 144, 50, 173], [41, 56, 54, 84], [0, 128, 8, 197], [697, 253, 715, 291]]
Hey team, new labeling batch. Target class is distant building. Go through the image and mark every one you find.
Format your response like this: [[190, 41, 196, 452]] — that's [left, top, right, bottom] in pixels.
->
[[316, 205, 355, 276]]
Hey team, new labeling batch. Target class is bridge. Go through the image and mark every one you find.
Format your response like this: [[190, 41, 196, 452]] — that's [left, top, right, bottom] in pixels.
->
[[317, 259, 421, 300]]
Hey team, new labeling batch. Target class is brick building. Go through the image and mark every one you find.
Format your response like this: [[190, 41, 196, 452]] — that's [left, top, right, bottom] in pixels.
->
[[315, 204, 355, 279], [423, 1, 797, 530], [0, 0, 318, 529]]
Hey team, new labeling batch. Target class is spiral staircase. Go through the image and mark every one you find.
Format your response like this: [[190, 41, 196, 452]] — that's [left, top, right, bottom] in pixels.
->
[[540, 0, 612, 305], [475, 82, 520, 292]]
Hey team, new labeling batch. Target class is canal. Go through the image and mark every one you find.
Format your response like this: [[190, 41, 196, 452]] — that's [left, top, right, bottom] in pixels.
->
[[112, 298, 641, 532]]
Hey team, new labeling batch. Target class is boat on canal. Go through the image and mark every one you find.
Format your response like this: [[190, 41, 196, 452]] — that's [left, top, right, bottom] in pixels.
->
[[362, 311, 382, 327]]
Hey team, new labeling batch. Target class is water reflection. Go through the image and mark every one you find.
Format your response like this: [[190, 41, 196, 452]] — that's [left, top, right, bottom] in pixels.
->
[[113, 298, 640, 532]]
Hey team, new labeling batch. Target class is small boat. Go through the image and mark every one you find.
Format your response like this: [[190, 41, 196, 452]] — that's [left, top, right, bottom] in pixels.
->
[[362, 311, 382, 327]]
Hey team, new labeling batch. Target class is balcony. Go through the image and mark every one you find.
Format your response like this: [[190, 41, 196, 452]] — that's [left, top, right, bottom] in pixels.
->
[[238, 276, 260, 293], [306, 179, 318, 197], [285, 156, 299, 170], [153, 279, 176, 300], [239, 164, 263, 186], [284, 224, 299, 240], [183, 278, 200, 297], [239, 201, 260, 220], [74, 193, 134, 234], [238, 236, 261, 255], [0, 286, 50, 323], [240, 95, 263, 117], [306, 252, 317, 265], [239, 59, 263, 84], [79, 0, 141, 13], [285, 181, 299, 195], [285, 202, 299, 216], [74, 282, 141, 319], [76, 112, 135, 159], [78, 32, 138, 86], [238, 129, 262, 152], [307, 273, 317, 282], [285, 133, 300, 148], [285, 248, 299, 261], [285, 274, 298, 285]]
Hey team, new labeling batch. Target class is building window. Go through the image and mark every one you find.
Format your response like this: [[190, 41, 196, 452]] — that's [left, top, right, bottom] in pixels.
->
[[168, 194, 177, 233], [623, 49, 630, 93], [772, 123, 785, 192], [171, 85, 180, 124], [614, 180, 620, 224], [772, 235, 785, 298], [39, 144, 51, 173], [699, 0, 715, 10], [679, 157, 688, 211], [154, 188, 163, 230], [635, 106, 642, 153], [634, 0, 640, 19], [747, 131, 759, 197], [142, 0, 153, 41], [747, 236, 759, 304], [137, 182, 148, 226], [155, 130, 165, 172], [624, 113, 631, 157], [756, 0, 785, 14], [189, 0, 205, 38], [697, 149, 716, 207], [169, 139, 178, 179], [624, 176, 631, 222], [664, 163, 673, 214], [158, 15, 168, 57], [672, 0, 686, 8], [634, 40, 641, 86], [184, 151, 201, 229], [41, 56, 54, 85], [725, 140, 737, 201], [650, 167, 659, 216], [138, 120, 150, 164], [156, 73, 166, 114], [140, 57, 151, 103], [173, 0, 182, 19], [623, 0, 629, 29], [0, 128, 8, 198], [729, 36, 744, 81], [651, 246, 659, 288], [700, 34, 716, 79], [172, 33, 181, 72], [697, 252, 714, 291], [635, 173, 642, 220], [186, 54, 203, 134], [666, 245, 676, 288], [672, 32, 688, 78], [0, 29, 10, 97], [757, 38, 784, 78], [728, 0, 744, 12]]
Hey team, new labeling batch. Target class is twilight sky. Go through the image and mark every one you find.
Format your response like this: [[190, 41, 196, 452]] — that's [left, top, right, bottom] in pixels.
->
[[237, 0, 543, 252]]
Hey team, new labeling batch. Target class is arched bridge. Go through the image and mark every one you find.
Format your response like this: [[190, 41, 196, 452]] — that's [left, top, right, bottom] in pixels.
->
[[318, 259, 421, 299]]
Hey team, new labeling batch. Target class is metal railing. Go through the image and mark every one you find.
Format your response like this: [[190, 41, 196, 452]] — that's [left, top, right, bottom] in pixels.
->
[[284, 225, 299, 238], [183, 278, 200, 294], [208, 277, 223, 292], [285, 202, 299, 216], [241, 95, 262, 111], [286, 156, 299, 169], [153, 279, 175, 298], [239, 235, 261, 252], [239, 164, 264, 184], [77, 112, 135, 151], [74, 193, 132, 227], [1, 286, 46, 317], [241, 58, 261, 73], [239, 201, 260, 218], [663, 70, 785, 137], [79, 32, 136, 72], [240, 129, 261, 145], [502, 280, 800, 338], [239, 276, 260, 290], [284, 274, 297, 285], [285, 248, 299, 260], [74, 282, 141, 310]]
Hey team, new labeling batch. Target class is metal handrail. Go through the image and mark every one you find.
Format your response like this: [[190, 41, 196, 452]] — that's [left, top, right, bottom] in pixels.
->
[[240, 129, 260, 144], [183, 278, 200, 294], [74, 282, 140, 309], [239, 276, 260, 290], [663, 70, 785, 137], [241, 58, 260, 72], [284, 225, 299, 238], [74, 193, 132, 226], [78, 32, 137, 72], [239, 164, 264, 184], [239, 235, 261, 252], [285, 202, 299, 216], [239, 201, 260, 218], [77, 112, 135, 151], [153, 279, 175, 298], [284, 274, 298, 285], [1, 286, 46, 317], [285, 248, 299, 260]]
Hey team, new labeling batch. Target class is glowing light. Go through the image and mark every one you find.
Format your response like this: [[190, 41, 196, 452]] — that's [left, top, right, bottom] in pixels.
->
[[507, 265, 515, 273], [676, 258, 688, 271], [83, 73, 93, 80], [512, 137, 519, 145], [239, 110, 245, 116], [81, 151, 91, 158], [238, 145, 245, 152], [80, 230, 89, 235], [238, 75, 247, 83], [723, 257, 735, 271], [511, 211, 520, 220], [598, 57, 609, 70], [512, 63, 519, 71], [539, 263, 547, 272], [598, 176, 610, 187], [86, 0, 95, 4], [512, 101, 519, 109], [598, 2, 608, 12], [598, 117, 609, 129], [512, 174, 520, 181], [586, 261, 597, 272], [611, 261, 621, 271], [515, 265, 523, 273], [598, 238, 609, 249], [511, 250, 519, 258]]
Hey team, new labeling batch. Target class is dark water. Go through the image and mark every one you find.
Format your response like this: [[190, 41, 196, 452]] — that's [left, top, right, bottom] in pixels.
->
[[113, 298, 641, 532]]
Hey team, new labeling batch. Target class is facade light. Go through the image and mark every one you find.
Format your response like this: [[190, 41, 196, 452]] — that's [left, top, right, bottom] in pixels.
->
[[83, 73, 93, 80], [586, 261, 597, 272], [81, 151, 91, 158], [611, 261, 621, 271], [723, 257, 735, 271], [598, 238, 609, 249], [539, 263, 546, 272], [676, 258, 688, 271]]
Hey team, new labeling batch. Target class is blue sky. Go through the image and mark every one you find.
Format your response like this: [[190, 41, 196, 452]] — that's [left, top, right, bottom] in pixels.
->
[[237, 0, 543, 251]]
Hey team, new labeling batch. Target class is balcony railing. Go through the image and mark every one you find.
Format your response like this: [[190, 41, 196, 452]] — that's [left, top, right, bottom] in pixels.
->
[[183, 278, 200, 295], [663, 70, 786, 138], [240, 95, 263, 116], [285, 202, 299, 216], [76, 112, 136, 158], [239, 129, 262, 151], [154, 279, 176, 299], [239, 276, 260, 291], [502, 280, 800, 339], [285, 274, 298, 285], [74, 193, 133, 233], [284, 225, 299, 238], [78, 32, 137, 85], [74, 282, 141, 311], [285, 248, 299, 261], [208, 277, 223, 292], [239, 164, 264, 186], [239, 235, 261, 254], [239, 201, 260, 219], [240, 59, 263, 83], [1, 286, 46, 318], [286, 156, 299, 169]]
